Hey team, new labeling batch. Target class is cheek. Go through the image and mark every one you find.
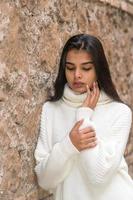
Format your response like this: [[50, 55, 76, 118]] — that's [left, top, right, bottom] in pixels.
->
[[86, 71, 96, 79], [92, 72, 97, 80], [65, 71, 73, 82], [85, 71, 97, 84], [65, 70, 68, 80]]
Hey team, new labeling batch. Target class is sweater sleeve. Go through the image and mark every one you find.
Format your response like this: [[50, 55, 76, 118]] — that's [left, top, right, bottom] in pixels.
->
[[76, 105, 132, 185], [34, 103, 80, 191]]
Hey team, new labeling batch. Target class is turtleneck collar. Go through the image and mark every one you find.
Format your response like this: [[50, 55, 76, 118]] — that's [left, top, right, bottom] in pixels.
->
[[62, 84, 113, 108]]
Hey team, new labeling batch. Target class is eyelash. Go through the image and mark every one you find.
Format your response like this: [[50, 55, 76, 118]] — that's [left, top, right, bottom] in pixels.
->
[[83, 68, 92, 71], [66, 67, 92, 71]]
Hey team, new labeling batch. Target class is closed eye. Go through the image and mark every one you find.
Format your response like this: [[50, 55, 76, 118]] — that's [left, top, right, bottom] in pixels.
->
[[66, 66, 93, 71], [66, 66, 75, 70], [82, 67, 92, 71]]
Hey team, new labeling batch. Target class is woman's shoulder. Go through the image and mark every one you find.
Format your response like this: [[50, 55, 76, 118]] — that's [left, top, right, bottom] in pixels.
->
[[41, 100, 61, 112], [112, 101, 132, 116]]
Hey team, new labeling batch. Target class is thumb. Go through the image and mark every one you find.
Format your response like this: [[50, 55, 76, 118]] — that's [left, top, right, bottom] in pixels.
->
[[74, 119, 84, 130]]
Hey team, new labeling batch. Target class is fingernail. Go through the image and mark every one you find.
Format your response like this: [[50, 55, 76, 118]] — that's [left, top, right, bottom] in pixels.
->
[[86, 84, 89, 90]]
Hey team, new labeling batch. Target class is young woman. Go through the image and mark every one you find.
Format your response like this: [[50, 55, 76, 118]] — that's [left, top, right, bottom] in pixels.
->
[[34, 34, 133, 200]]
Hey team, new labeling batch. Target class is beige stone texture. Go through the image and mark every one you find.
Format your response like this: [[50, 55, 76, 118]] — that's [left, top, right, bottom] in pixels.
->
[[0, 0, 133, 199]]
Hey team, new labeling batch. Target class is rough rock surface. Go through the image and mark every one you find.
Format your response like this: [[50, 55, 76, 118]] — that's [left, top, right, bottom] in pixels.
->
[[0, 0, 133, 199]]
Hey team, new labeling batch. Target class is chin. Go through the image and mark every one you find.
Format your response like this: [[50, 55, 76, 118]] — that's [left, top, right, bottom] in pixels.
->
[[73, 88, 86, 94]]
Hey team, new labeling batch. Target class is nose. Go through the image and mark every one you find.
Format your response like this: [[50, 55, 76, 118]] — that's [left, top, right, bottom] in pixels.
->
[[74, 69, 82, 79]]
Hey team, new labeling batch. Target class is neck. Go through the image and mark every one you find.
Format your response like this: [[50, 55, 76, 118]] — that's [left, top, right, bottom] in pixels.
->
[[62, 84, 113, 108]]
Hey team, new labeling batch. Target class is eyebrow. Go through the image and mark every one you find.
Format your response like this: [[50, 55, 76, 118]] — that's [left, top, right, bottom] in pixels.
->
[[66, 61, 94, 65]]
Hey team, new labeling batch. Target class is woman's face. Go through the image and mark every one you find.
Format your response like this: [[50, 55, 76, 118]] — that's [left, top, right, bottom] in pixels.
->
[[65, 49, 97, 94]]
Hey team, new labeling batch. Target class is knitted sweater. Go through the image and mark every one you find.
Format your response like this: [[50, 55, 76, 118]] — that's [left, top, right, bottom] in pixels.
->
[[34, 84, 133, 200]]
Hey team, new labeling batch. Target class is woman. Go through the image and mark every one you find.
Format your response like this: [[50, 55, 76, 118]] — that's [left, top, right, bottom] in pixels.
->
[[34, 34, 133, 200]]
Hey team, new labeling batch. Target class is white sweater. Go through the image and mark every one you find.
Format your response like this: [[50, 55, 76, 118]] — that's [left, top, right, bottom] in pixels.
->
[[34, 84, 133, 200]]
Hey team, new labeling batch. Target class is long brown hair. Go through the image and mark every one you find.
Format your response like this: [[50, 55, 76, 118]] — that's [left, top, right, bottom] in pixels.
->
[[48, 34, 123, 103]]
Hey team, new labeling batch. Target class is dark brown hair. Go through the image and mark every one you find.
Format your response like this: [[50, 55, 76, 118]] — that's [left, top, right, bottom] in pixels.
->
[[48, 34, 122, 103]]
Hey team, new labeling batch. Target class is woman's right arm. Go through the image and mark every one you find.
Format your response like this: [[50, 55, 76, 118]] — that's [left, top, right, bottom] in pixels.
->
[[34, 103, 80, 191]]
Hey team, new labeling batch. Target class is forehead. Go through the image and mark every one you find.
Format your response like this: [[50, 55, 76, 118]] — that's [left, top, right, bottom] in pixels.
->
[[66, 49, 93, 62]]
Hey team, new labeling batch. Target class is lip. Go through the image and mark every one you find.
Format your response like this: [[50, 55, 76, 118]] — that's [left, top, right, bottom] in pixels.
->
[[73, 82, 84, 88]]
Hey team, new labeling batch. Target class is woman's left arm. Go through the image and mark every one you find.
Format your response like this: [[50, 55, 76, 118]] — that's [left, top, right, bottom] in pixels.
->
[[77, 106, 132, 185]]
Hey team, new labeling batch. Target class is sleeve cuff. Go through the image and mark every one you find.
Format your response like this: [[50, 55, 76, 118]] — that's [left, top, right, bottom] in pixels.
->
[[76, 107, 94, 121]]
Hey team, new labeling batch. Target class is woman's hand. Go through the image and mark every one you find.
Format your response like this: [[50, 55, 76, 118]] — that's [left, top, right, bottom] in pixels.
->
[[69, 120, 97, 151], [69, 82, 99, 151], [82, 81, 100, 109]]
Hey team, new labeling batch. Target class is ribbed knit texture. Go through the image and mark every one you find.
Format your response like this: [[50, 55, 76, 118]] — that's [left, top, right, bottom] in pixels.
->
[[34, 84, 133, 200]]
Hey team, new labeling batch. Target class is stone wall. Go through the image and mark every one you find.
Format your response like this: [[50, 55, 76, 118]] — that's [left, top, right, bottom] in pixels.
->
[[99, 0, 133, 15], [0, 0, 133, 199]]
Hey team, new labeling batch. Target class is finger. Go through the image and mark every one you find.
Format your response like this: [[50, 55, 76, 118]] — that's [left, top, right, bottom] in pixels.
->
[[81, 141, 98, 150], [96, 83, 100, 98], [93, 82, 97, 95], [86, 83, 96, 107], [84, 137, 97, 144], [79, 131, 96, 139], [93, 83, 100, 103], [90, 82, 99, 105], [91, 82, 97, 99], [85, 85, 91, 99], [87, 141, 98, 148], [86, 84, 90, 95], [79, 126, 95, 134], [82, 85, 91, 106], [80, 137, 97, 144], [91, 82, 96, 94]]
